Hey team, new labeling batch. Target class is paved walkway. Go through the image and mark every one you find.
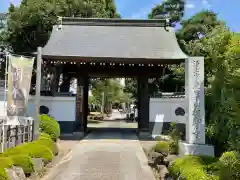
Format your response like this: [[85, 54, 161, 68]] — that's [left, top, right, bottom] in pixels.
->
[[43, 131, 156, 180]]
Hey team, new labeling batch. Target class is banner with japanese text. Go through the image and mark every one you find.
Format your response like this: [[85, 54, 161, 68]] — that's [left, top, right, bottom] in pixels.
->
[[7, 55, 34, 116]]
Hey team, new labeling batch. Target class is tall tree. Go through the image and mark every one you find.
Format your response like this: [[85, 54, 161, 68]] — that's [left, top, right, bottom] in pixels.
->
[[5, 0, 121, 53], [91, 79, 130, 112], [148, 0, 185, 26]]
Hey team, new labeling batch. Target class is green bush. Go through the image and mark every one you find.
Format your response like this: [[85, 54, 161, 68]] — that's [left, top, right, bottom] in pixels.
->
[[40, 114, 60, 142], [169, 155, 219, 180], [9, 154, 34, 175], [34, 136, 58, 155], [0, 157, 13, 180], [40, 132, 52, 139], [219, 151, 240, 180], [3, 142, 54, 164], [154, 141, 170, 155]]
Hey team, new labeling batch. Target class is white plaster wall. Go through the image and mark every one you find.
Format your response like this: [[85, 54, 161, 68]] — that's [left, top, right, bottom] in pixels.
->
[[0, 90, 76, 122], [149, 98, 186, 124], [27, 96, 76, 122]]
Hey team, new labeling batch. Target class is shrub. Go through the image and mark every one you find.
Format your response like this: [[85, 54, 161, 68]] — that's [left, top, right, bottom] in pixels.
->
[[0, 157, 13, 180], [9, 154, 34, 175], [40, 132, 52, 139], [21, 143, 54, 164], [34, 137, 58, 155], [40, 114, 60, 141], [3, 142, 54, 164], [169, 155, 219, 180], [154, 141, 170, 155], [219, 151, 240, 180]]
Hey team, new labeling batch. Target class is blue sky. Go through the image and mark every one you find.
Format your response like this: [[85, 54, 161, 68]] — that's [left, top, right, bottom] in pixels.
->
[[1, 0, 239, 32]]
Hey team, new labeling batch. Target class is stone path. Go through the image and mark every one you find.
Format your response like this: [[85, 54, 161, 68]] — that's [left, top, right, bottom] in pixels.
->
[[88, 120, 138, 129], [43, 130, 156, 180]]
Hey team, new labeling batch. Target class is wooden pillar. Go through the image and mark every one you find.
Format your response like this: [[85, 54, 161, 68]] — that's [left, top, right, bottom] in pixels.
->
[[51, 65, 62, 96], [75, 73, 88, 134], [137, 74, 149, 134], [60, 71, 70, 93], [75, 76, 84, 132], [83, 76, 89, 132]]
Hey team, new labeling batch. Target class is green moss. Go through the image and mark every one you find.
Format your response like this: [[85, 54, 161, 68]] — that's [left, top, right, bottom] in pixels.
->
[[40, 114, 60, 142], [9, 154, 34, 174], [154, 141, 170, 155]]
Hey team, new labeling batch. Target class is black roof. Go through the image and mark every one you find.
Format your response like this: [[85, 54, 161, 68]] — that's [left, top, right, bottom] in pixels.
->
[[42, 17, 187, 64]]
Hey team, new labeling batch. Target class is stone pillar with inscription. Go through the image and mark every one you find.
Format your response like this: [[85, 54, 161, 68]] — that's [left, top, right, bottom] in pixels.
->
[[75, 76, 85, 134], [179, 57, 214, 156]]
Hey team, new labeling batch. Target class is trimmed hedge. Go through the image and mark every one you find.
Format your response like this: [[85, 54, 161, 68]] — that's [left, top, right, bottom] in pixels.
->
[[40, 132, 52, 139], [169, 155, 219, 180], [3, 142, 54, 164], [0, 114, 60, 179], [40, 114, 60, 142], [9, 154, 34, 174], [34, 134, 59, 155], [0, 157, 13, 180]]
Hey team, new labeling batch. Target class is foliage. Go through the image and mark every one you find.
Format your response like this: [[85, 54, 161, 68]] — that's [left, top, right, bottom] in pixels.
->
[[169, 155, 219, 180], [3, 142, 54, 164], [193, 25, 240, 155], [154, 141, 170, 156], [218, 151, 240, 180], [123, 78, 137, 99], [0, 157, 13, 180], [40, 114, 60, 142], [169, 152, 240, 180], [148, 0, 184, 26], [35, 133, 59, 155], [177, 10, 221, 43], [91, 79, 131, 111], [1, 132, 58, 177], [5, 0, 120, 53], [168, 122, 181, 154], [9, 154, 34, 174]]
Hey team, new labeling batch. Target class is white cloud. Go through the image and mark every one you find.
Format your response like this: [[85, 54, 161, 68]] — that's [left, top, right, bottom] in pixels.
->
[[185, 3, 195, 9]]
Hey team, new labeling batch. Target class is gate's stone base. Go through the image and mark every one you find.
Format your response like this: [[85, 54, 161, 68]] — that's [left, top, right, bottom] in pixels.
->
[[179, 141, 214, 157]]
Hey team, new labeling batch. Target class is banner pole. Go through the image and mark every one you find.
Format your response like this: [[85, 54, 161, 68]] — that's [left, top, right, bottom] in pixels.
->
[[1, 54, 8, 152], [33, 47, 42, 140]]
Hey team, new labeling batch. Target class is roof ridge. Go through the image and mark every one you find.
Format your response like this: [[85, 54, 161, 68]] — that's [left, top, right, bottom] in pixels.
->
[[59, 17, 171, 27]]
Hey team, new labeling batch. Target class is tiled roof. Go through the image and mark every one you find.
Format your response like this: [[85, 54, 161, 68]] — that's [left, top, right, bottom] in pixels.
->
[[42, 17, 187, 63]]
